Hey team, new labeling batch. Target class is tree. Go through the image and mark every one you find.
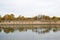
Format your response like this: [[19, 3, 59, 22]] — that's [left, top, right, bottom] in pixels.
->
[[0, 15, 1, 22], [17, 15, 25, 20], [33, 16, 37, 20], [3, 14, 15, 21], [38, 15, 51, 21], [52, 16, 58, 23], [3, 14, 10, 20], [10, 14, 15, 20]]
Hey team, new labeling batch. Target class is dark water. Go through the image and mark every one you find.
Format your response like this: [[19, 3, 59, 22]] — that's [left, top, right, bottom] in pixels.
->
[[0, 25, 60, 40]]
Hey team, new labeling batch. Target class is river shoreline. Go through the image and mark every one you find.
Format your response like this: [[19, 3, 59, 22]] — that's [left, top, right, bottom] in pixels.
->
[[0, 20, 60, 24], [0, 21, 60, 28]]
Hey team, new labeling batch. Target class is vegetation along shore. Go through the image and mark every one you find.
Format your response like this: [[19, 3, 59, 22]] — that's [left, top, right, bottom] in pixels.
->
[[0, 14, 60, 24]]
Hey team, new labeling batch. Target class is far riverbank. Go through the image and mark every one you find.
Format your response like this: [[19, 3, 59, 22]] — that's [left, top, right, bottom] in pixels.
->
[[0, 20, 60, 24]]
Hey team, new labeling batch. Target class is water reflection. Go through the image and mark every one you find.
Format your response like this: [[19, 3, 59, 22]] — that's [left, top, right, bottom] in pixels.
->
[[32, 28, 50, 34], [0, 28, 2, 32], [3, 28, 14, 33], [0, 25, 60, 34]]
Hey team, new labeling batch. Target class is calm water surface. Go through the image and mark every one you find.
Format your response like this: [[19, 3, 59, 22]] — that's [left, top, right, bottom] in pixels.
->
[[0, 25, 60, 40]]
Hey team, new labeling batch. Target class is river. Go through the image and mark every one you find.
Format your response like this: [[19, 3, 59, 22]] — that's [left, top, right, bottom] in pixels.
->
[[0, 25, 60, 40]]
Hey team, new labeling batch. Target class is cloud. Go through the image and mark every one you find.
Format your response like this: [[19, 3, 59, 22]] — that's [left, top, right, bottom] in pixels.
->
[[0, 0, 60, 17]]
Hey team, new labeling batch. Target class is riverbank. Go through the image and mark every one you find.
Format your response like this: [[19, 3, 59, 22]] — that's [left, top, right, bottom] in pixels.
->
[[0, 24, 60, 28], [0, 20, 60, 28], [0, 20, 60, 24]]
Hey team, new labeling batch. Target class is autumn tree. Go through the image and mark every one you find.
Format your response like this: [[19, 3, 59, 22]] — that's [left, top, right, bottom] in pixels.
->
[[9, 14, 15, 20], [17, 15, 25, 20], [0, 15, 1, 22], [33, 16, 37, 20], [3, 14, 15, 21], [52, 16, 58, 22], [3, 14, 10, 20], [37, 15, 51, 21]]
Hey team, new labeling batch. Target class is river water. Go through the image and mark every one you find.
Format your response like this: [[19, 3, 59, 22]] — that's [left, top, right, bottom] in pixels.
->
[[0, 25, 60, 40]]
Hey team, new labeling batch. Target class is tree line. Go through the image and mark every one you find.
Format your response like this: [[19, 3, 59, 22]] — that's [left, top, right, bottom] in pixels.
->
[[0, 14, 60, 22]]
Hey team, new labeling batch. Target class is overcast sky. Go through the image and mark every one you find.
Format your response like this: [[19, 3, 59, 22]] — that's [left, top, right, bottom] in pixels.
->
[[0, 0, 60, 17]]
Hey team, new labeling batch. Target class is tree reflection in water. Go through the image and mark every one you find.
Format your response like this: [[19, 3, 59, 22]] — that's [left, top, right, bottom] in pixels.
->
[[3, 27, 14, 33], [53, 28, 60, 32], [32, 28, 50, 34], [0, 28, 2, 32], [0, 25, 60, 34]]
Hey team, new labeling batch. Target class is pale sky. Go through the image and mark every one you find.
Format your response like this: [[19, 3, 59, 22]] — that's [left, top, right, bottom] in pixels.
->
[[0, 0, 60, 17]]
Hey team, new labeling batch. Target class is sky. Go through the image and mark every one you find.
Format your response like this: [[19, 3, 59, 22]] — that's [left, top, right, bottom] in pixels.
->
[[0, 0, 60, 17]]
